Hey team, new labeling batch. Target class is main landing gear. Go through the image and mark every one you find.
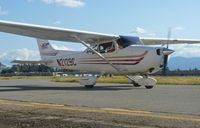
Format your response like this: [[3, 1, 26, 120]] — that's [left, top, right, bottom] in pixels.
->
[[80, 75, 97, 89], [80, 75, 156, 89], [129, 75, 156, 89]]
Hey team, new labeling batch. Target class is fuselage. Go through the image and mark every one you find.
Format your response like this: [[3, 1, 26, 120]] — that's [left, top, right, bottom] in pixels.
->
[[46, 45, 164, 75]]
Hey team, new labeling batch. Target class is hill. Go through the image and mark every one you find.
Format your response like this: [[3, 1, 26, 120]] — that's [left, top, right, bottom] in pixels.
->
[[168, 57, 200, 70]]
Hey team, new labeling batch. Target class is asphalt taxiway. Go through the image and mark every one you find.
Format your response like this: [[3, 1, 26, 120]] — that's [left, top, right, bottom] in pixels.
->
[[0, 79, 199, 115]]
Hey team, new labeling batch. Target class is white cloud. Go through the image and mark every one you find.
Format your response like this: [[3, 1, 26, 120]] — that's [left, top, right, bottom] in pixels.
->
[[172, 26, 184, 31], [51, 44, 73, 51], [41, 0, 85, 8], [170, 44, 200, 58], [0, 49, 40, 65], [135, 27, 146, 34], [0, 52, 7, 59], [147, 33, 156, 37], [0, 45, 76, 65], [133, 27, 156, 37], [0, 6, 7, 15], [14, 48, 40, 60], [53, 20, 61, 25]]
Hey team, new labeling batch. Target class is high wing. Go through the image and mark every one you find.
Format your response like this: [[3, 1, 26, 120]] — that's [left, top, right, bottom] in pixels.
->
[[0, 20, 119, 43], [141, 38, 200, 45], [1, 20, 200, 45]]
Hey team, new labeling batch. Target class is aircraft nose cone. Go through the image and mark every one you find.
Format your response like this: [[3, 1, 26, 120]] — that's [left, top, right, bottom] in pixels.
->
[[163, 48, 174, 56]]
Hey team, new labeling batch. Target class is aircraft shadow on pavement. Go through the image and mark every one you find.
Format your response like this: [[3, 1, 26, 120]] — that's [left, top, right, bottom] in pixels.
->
[[0, 85, 144, 92]]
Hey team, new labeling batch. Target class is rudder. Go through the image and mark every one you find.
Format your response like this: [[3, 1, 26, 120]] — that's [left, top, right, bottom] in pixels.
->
[[36, 38, 58, 60]]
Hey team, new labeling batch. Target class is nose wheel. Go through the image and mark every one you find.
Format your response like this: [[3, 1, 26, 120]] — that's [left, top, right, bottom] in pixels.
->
[[129, 75, 156, 89], [145, 85, 154, 89], [84, 85, 95, 88]]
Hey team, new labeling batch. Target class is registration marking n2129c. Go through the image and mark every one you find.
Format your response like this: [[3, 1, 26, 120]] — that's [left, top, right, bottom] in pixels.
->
[[57, 58, 76, 66]]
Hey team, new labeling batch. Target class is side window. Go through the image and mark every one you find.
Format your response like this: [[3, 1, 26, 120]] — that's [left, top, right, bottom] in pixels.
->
[[116, 39, 125, 49], [85, 45, 98, 54], [98, 42, 115, 53], [99, 45, 105, 53], [85, 42, 116, 54]]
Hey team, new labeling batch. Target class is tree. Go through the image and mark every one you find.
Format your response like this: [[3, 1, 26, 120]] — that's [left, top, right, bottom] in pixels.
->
[[1, 64, 54, 74]]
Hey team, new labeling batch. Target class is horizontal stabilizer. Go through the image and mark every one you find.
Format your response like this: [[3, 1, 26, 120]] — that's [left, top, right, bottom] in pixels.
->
[[11, 60, 49, 64]]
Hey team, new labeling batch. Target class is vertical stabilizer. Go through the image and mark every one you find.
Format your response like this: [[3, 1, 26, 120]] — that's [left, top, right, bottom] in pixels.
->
[[36, 39, 58, 60]]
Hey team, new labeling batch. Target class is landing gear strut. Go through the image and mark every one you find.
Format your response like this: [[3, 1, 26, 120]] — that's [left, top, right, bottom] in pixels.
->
[[128, 75, 156, 89], [80, 75, 97, 89]]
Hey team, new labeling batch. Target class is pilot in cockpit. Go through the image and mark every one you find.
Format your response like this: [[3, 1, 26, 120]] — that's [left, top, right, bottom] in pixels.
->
[[99, 42, 115, 53]]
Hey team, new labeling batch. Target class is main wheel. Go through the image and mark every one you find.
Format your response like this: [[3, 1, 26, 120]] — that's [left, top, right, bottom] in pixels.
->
[[84, 85, 94, 88], [133, 83, 141, 87], [145, 86, 154, 89]]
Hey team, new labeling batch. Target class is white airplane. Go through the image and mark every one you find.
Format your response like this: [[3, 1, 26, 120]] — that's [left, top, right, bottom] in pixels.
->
[[0, 20, 200, 89]]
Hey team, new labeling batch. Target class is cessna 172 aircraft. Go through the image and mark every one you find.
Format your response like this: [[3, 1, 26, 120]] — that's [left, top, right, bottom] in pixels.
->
[[0, 20, 200, 89]]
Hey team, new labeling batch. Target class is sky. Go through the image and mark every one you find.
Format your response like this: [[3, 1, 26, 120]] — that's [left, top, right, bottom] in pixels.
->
[[0, 0, 200, 65]]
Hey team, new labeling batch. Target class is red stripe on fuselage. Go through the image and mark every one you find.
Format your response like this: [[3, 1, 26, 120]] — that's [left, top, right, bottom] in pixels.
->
[[78, 57, 144, 63], [78, 51, 148, 60], [77, 62, 140, 65]]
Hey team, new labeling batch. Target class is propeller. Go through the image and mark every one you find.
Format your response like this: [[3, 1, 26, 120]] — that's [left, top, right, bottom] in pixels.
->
[[162, 28, 174, 75]]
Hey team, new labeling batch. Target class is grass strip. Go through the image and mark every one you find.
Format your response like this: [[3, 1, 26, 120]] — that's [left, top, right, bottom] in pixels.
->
[[0, 76, 200, 85], [51, 76, 200, 85]]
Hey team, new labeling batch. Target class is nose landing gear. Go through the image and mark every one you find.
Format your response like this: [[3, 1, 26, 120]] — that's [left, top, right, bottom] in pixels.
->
[[129, 75, 156, 89]]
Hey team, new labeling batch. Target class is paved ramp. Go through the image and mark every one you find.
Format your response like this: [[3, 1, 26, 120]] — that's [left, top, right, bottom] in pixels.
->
[[0, 79, 199, 115]]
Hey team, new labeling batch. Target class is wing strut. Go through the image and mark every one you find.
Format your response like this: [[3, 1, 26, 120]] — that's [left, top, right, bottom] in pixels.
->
[[74, 36, 137, 83]]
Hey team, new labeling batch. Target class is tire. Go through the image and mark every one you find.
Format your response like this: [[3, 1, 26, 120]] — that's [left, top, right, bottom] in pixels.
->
[[133, 83, 141, 87], [84, 85, 94, 89], [145, 86, 154, 89]]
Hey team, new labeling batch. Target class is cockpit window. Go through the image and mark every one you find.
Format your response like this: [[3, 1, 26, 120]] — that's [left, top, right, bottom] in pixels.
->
[[85, 45, 97, 54], [98, 42, 114, 53], [85, 42, 115, 54], [117, 36, 143, 48]]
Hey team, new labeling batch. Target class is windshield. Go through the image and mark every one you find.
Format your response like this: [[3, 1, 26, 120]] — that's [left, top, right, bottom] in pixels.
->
[[117, 36, 143, 48]]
